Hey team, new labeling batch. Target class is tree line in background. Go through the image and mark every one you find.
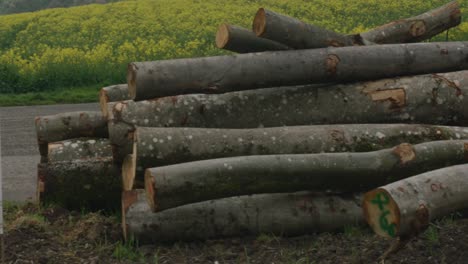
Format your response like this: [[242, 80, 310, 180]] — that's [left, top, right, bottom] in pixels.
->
[[0, 0, 122, 15], [0, 0, 467, 94]]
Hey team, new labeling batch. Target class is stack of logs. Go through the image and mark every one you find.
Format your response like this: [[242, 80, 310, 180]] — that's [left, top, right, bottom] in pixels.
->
[[35, 1, 468, 245]]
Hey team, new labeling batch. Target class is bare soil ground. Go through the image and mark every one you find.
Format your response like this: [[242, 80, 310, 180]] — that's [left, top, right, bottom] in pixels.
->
[[4, 203, 468, 264]]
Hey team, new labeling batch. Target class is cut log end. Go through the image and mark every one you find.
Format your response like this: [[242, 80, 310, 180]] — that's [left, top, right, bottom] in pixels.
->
[[363, 188, 400, 239], [99, 89, 110, 118], [215, 24, 230, 48], [36, 163, 46, 202], [122, 190, 138, 241], [122, 153, 136, 191], [253, 8, 267, 37], [145, 170, 157, 212], [127, 63, 137, 100]]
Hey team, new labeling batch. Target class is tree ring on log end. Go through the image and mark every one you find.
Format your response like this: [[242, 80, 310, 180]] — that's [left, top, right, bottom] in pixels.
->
[[127, 63, 138, 100], [99, 89, 110, 118], [145, 170, 157, 212], [122, 153, 136, 191], [215, 24, 230, 48], [122, 190, 138, 241], [253, 8, 267, 36], [363, 188, 400, 239]]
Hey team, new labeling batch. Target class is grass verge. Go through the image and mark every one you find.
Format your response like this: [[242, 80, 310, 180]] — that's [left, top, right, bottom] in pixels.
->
[[0, 85, 102, 106]]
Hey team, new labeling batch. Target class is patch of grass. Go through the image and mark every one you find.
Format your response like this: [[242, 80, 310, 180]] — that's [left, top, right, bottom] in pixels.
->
[[8, 213, 48, 231], [256, 233, 281, 244], [424, 225, 440, 245], [0, 84, 102, 106], [112, 236, 144, 262], [343, 225, 366, 238]]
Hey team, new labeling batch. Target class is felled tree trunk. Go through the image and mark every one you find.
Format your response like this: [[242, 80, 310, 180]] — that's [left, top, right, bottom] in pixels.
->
[[363, 163, 468, 239], [110, 71, 468, 161], [37, 158, 121, 211], [145, 140, 468, 212], [122, 190, 363, 243], [128, 42, 468, 100], [216, 24, 290, 53], [253, 2, 461, 48], [253, 8, 358, 48], [99, 84, 129, 118], [360, 1, 461, 44], [122, 125, 468, 190], [35, 111, 108, 157], [47, 138, 112, 163], [108, 121, 135, 163]]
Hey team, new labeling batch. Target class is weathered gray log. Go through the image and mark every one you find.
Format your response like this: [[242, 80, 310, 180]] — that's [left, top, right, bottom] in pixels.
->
[[35, 111, 108, 157], [47, 138, 112, 163], [99, 84, 129, 118], [37, 158, 121, 211], [253, 2, 461, 48], [145, 140, 468, 212], [123, 189, 363, 243], [108, 121, 135, 163], [360, 1, 461, 44], [128, 42, 468, 100], [215, 24, 290, 53], [111, 70, 468, 161], [253, 8, 358, 48], [123, 125, 468, 190], [363, 163, 468, 239]]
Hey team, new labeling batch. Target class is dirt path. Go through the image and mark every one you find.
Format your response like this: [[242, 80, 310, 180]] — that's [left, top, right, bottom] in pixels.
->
[[0, 103, 98, 202]]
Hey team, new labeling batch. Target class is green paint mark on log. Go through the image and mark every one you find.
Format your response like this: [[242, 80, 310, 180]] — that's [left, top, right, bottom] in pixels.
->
[[371, 192, 396, 237]]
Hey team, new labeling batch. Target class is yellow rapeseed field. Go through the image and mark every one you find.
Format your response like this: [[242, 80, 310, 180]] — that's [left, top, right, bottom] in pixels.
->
[[0, 0, 466, 93]]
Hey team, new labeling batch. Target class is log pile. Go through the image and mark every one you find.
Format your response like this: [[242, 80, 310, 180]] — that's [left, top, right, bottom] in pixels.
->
[[35, 1, 468, 250]]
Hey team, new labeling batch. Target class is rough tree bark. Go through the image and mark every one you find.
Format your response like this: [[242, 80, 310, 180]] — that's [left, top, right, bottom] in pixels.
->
[[122, 189, 363, 243], [35, 111, 108, 157], [122, 125, 468, 190], [253, 8, 358, 48], [145, 140, 468, 212], [108, 121, 135, 163], [99, 84, 129, 118], [253, 2, 461, 48], [110, 71, 468, 161], [216, 24, 291, 53], [363, 163, 468, 239], [360, 1, 461, 44], [128, 42, 468, 100], [47, 138, 112, 163], [37, 158, 121, 211]]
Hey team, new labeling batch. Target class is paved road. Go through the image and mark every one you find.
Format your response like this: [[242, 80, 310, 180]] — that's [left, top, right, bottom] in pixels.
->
[[0, 103, 99, 202]]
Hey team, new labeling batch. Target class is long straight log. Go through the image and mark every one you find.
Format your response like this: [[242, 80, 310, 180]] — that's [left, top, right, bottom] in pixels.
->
[[253, 8, 358, 48], [111, 71, 468, 161], [253, 2, 461, 48], [123, 190, 363, 243], [363, 164, 468, 239], [216, 24, 291, 53], [38, 158, 120, 211], [145, 140, 468, 212], [47, 138, 112, 163], [128, 42, 468, 100], [360, 1, 461, 44], [123, 125, 468, 190], [99, 84, 129, 118], [35, 111, 108, 157]]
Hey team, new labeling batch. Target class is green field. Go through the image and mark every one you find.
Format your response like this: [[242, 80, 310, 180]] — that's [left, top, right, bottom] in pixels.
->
[[0, 0, 467, 105]]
